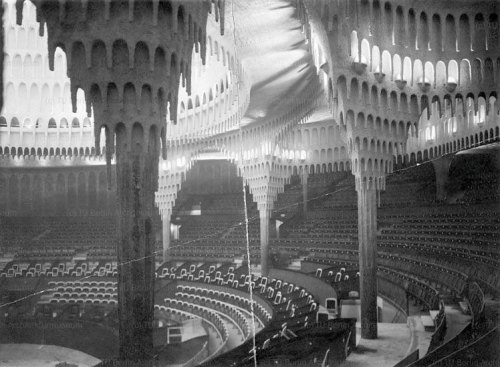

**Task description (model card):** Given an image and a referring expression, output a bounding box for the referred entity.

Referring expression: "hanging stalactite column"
[17,0,225,364]
[349,127,390,340]
[242,157,288,277]
[346,108,407,339]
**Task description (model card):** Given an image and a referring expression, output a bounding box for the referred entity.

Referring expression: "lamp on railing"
[352,56,367,75]
[372,66,385,83]
[446,77,457,93]
[417,77,431,93]
[394,74,407,89]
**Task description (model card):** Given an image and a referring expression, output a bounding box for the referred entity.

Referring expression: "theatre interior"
[0,0,499,366]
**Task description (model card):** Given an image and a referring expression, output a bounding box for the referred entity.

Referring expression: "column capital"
[355,174,386,193]
[258,201,275,214]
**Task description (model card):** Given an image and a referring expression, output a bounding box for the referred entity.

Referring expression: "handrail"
[182,341,208,367]
[155,304,229,364]
[467,281,485,328]
[427,301,447,353]
[407,323,473,367]
[427,326,498,367]
[394,349,419,367]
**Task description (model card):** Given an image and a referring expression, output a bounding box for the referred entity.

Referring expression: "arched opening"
[458,14,471,51]
[444,14,457,52]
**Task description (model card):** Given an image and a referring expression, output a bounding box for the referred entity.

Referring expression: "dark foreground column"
[357,184,378,339]
[22,0,225,363]
[115,124,159,365]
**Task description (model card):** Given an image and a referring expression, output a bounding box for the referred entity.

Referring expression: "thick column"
[162,215,171,262]
[22,1,222,364]
[259,208,272,276]
[115,124,159,365]
[432,155,454,201]
[357,184,378,339]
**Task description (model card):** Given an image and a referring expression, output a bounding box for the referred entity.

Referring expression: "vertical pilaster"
[162,214,171,262]
[357,180,378,339]
[432,155,454,201]
[301,171,308,216]
[259,207,272,276]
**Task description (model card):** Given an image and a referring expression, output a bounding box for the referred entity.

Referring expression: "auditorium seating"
[1,153,498,366]
[271,168,499,301]
[155,301,229,361]
[274,185,302,216]
[282,211,357,242]
[152,260,355,366]
[170,293,252,338]
[378,253,468,297]
[169,190,262,261]
[407,281,491,367]
[0,216,116,258]
[286,158,498,366]
[5,260,331,365]
[309,174,357,210]
[178,215,241,240]
[176,284,272,324]
[378,277,408,322]
[40,279,118,305]
[381,163,436,207]
[310,258,441,311]
[0,260,117,278]
[198,313,355,367]
[447,154,500,204]
[458,170,499,203]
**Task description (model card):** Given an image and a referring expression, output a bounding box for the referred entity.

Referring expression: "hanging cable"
[230,0,258,365]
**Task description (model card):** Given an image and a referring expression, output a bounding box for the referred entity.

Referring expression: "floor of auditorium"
[0,343,100,367]
[343,321,428,367]
[0,324,418,367]
[0,310,474,367]
[342,298,478,367]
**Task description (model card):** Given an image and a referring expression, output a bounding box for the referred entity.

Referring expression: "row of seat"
[379,253,468,297]
[0,260,117,278]
[158,300,228,342]
[176,284,272,323]
[173,293,252,339]
[308,249,468,298]
[308,257,441,311]
[167,262,315,323]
